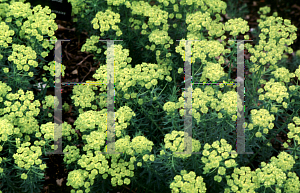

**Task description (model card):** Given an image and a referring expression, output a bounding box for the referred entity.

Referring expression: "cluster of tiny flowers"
[224,166,260,193]
[71,84,96,111]
[201,139,238,183]
[7,44,38,77]
[286,117,300,146]
[259,78,289,104]
[0,21,14,51]
[106,0,126,6]
[5,2,57,45]
[164,130,201,159]
[294,65,300,79]
[130,1,168,27]
[248,108,275,137]
[67,169,90,191]
[218,90,243,118]
[170,170,207,193]
[91,9,122,37]
[73,109,108,133]
[39,121,75,142]
[63,145,81,165]
[254,152,300,192]
[179,0,227,15]
[67,133,154,192]
[271,67,295,83]
[92,44,172,95]
[200,61,227,82]
[175,39,228,65]
[43,61,66,78]
[0,86,40,135]
[67,0,88,22]
[245,6,297,66]
[186,10,225,38]
[173,87,239,124]
[0,118,13,143]
[224,18,249,37]
[148,29,171,45]
[13,142,46,171]
[114,106,136,137]
[176,87,210,123]
[81,35,102,54]
[42,95,59,111]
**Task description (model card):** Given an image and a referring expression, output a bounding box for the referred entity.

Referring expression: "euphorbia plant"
[0,0,300,193]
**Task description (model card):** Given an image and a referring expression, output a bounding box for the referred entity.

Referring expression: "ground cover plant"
[0,0,300,192]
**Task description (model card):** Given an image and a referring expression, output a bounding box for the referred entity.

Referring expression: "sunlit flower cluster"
[164,130,201,158]
[259,79,289,104]
[170,170,207,193]
[91,9,122,37]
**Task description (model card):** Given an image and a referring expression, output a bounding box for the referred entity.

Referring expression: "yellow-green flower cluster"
[201,139,238,182]
[0,88,40,135]
[0,118,14,142]
[115,106,136,137]
[179,0,227,15]
[130,135,154,154]
[67,133,154,192]
[67,169,89,190]
[81,35,102,54]
[91,9,122,37]
[295,65,300,79]
[250,108,275,135]
[177,87,217,121]
[130,1,168,27]
[271,67,295,83]
[163,101,177,115]
[67,0,88,22]
[73,109,107,133]
[7,44,38,72]
[175,39,228,65]
[245,6,297,66]
[170,170,207,193]
[82,130,106,152]
[0,21,14,50]
[254,152,299,192]
[13,142,46,170]
[218,91,243,117]
[92,44,172,94]
[164,131,201,159]
[106,0,125,6]
[148,29,171,45]
[114,135,154,156]
[259,79,289,103]
[12,4,57,42]
[296,50,300,58]
[269,152,295,172]
[200,61,227,82]
[63,145,81,165]
[0,81,12,100]
[42,95,59,110]
[224,166,260,193]
[186,10,225,37]
[224,18,249,37]
[106,156,134,187]
[43,61,66,78]
[39,121,75,142]
[174,87,239,123]
[71,84,96,111]
[286,117,300,146]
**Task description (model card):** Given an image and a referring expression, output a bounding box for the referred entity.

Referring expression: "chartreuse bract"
[0,0,300,192]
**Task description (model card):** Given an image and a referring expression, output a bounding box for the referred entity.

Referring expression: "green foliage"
[0,0,300,193]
